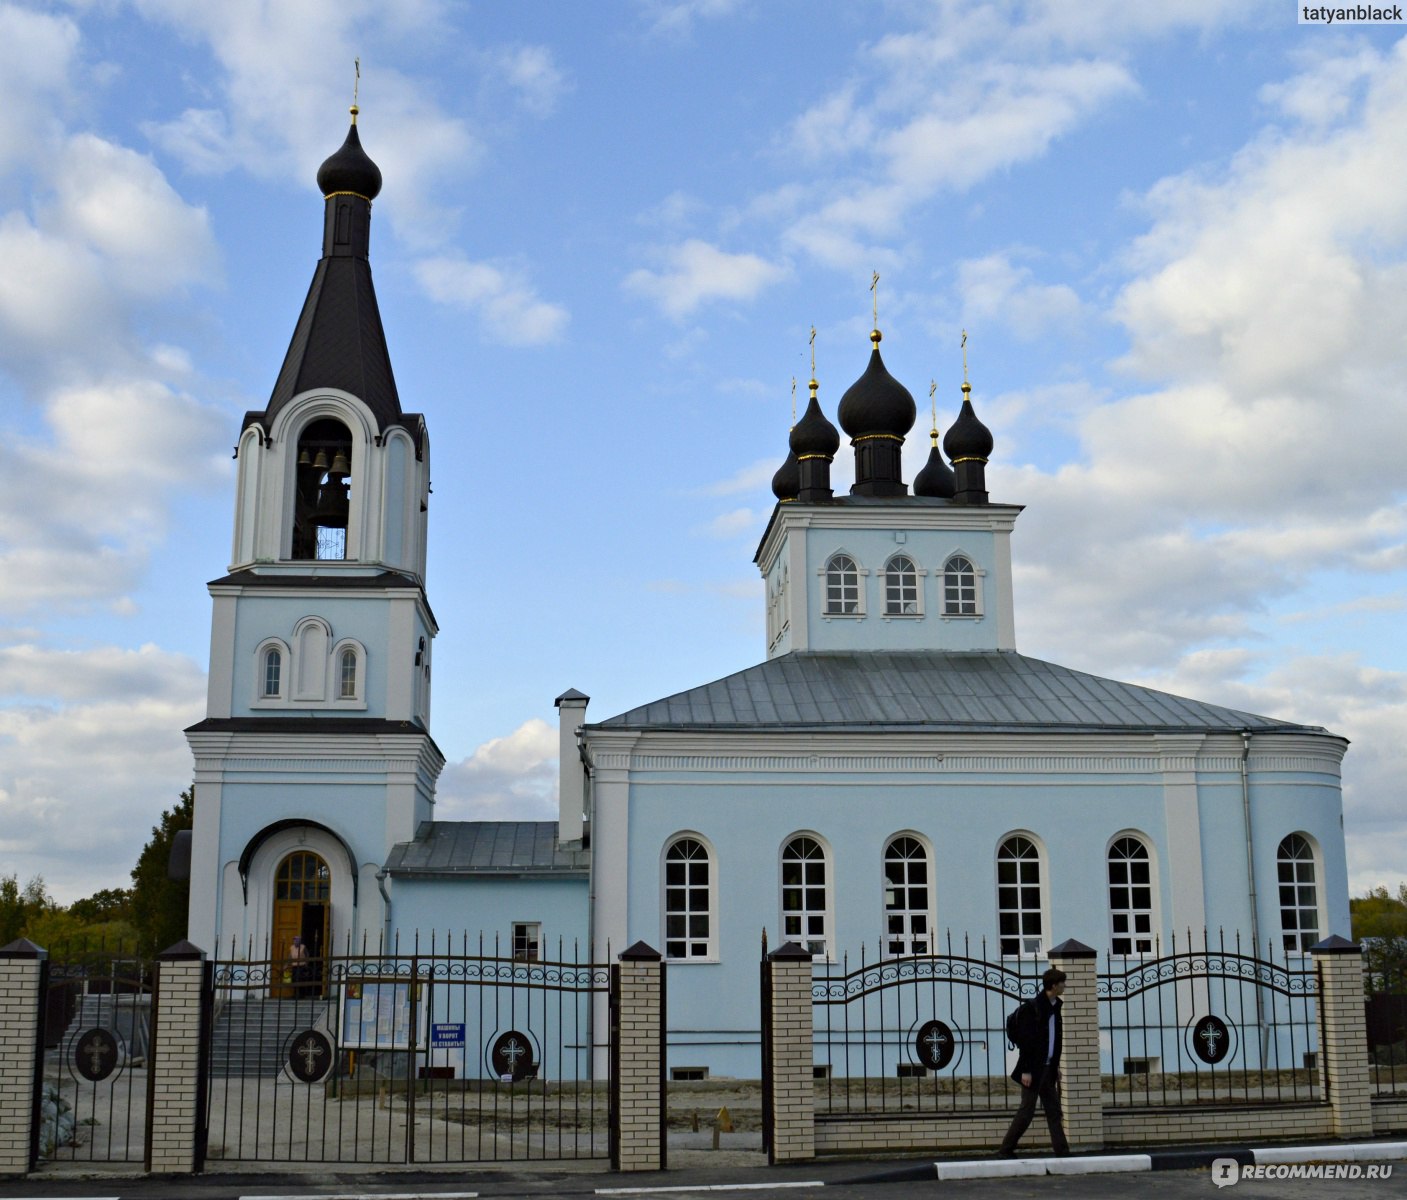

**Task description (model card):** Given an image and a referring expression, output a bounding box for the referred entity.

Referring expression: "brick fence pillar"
[0,938,46,1176]
[1311,935,1372,1138]
[146,940,207,1174]
[611,941,665,1172]
[765,942,815,1164]
[1048,939,1102,1151]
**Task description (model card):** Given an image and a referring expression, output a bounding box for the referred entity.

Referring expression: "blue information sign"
[430,1022,465,1049]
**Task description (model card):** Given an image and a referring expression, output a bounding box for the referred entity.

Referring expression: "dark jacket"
[1010,989,1063,1086]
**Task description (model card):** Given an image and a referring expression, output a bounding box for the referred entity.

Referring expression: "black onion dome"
[316,122,383,200]
[837,346,916,438]
[790,395,840,457]
[772,450,801,501]
[943,394,994,462]
[913,441,956,498]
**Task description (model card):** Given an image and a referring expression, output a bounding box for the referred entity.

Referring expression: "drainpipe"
[581,734,597,1081]
[1240,730,1268,1062]
[376,867,392,951]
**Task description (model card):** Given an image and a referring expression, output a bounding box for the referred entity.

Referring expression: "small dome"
[913,440,956,498]
[316,121,382,200]
[838,343,916,439]
[943,392,993,462]
[789,395,840,458]
[771,450,800,501]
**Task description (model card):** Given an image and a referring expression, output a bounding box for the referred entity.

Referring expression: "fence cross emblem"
[72,1027,118,1082]
[287,1029,332,1082]
[1199,1022,1223,1056]
[297,1036,325,1074]
[1190,1014,1231,1065]
[913,1018,956,1070]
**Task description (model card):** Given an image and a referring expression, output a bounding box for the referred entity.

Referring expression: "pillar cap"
[768,942,814,961]
[157,939,206,961]
[0,937,46,959]
[1048,938,1097,959]
[1308,934,1360,955]
[619,940,662,962]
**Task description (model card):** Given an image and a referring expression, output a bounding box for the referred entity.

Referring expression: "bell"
[298,448,311,467]
[312,449,329,472]
[311,476,350,529]
[329,449,351,477]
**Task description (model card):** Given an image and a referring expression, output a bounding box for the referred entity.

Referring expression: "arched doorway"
[271,851,330,998]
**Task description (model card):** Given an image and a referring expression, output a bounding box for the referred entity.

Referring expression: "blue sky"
[1,0,1405,907]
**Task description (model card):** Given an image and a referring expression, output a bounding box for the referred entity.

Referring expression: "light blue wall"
[229,593,433,718]
[624,754,1347,1077]
[390,875,590,958]
[220,779,389,871]
[801,526,1001,651]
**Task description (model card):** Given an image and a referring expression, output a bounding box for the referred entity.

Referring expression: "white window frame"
[662,834,718,962]
[819,553,867,618]
[1107,832,1158,957]
[512,921,542,962]
[1277,832,1322,954]
[941,553,985,620]
[252,638,290,706]
[880,555,926,619]
[996,833,1047,959]
[331,639,366,708]
[780,832,833,960]
[883,832,935,956]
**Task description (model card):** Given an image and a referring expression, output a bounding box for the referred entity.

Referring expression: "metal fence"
[809,935,1042,1117]
[203,932,610,1165]
[1098,929,1321,1107]
[1365,950,1407,1100]
[33,939,153,1166]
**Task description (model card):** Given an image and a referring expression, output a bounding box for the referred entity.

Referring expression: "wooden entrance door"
[270,850,331,999]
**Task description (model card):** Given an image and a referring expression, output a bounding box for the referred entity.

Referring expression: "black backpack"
[1005,998,1033,1048]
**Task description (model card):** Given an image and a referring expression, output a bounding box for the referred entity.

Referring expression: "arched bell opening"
[271,850,331,998]
[292,418,353,560]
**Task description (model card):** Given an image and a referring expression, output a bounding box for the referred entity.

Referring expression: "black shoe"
[995,1150,1015,1159]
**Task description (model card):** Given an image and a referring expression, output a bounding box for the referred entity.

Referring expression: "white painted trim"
[778,830,834,961]
[880,829,937,955]
[1104,829,1161,955]
[995,829,1049,960]
[660,831,719,962]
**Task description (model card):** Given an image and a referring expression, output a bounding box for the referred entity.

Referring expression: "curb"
[836,1140,1407,1185]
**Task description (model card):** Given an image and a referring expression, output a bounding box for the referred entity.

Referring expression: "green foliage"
[0,874,55,946]
[128,788,193,954]
[1351,883,1407,993]
[69,887,132,924]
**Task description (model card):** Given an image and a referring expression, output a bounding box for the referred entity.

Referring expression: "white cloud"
[435,719,558,821]
[638,0,744,39]
[692,507,757,539]
[414,254,569,345]
[702,458,777,496]
[0,5,78,172]
[495,45,568,118]
[957,252,1083,340]
[0,642,205,902]
[624,239,787,319]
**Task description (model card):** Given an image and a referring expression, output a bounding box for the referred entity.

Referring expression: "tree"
[0,874,54,946]
[128,789,194,954]
[1351,883,1407,993]
[69,887,133,925]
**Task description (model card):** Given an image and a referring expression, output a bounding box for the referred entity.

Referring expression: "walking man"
[997,966,1070,1157]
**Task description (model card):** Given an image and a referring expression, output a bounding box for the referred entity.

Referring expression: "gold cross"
[961,329,968,381]
[809,325,816,377]
[790,375,796,425]
[929,379,937,432]
[870,272,880,328]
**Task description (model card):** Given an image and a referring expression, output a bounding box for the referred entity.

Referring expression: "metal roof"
[384,821,588,877]
[590,651,1327,735]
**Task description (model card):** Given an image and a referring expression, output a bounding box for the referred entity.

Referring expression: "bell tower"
[186,109,444,958]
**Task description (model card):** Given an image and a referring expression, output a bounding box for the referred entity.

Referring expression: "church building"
[187,118,1351,1074]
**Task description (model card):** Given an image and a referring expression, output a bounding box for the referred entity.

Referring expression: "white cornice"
[755,502,1022,573]
[581,727,1346,777]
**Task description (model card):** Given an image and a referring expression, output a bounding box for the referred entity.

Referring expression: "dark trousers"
[998,1072,1069,1155]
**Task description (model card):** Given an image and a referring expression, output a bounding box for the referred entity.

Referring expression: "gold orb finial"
[961,329,972,399]
[929,379,939,442]
[809,325,818,396]
[870,270,881,343]
[350,57,361,123]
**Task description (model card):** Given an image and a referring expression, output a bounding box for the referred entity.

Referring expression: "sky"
[0,0,1404,910]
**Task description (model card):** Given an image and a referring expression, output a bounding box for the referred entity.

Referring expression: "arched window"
[884,555,920,616]
[824,554,861,615]
[339,647,358,699]
[664,837,713,960]
[262,647,282,698]
[943,556,977,615]
[1108,837,1154,955]
[997,835,1043,957]
[292,418,353,561]
[1278,834,1320,952]
[884,836,930,955]
[781,836,830,957]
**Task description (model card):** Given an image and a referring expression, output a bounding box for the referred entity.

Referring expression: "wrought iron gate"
[202,935,610,1164]
[33,941,152,1166]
